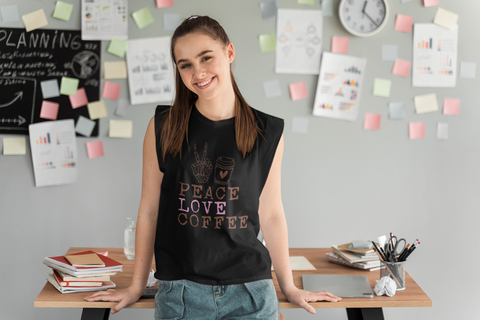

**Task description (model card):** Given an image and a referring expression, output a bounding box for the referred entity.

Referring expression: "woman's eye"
[202,56,211,62]
[180,64,190,69]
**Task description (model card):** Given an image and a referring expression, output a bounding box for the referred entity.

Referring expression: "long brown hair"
[160,15,262,160]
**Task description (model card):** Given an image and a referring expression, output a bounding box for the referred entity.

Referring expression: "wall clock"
[339,0,389,37]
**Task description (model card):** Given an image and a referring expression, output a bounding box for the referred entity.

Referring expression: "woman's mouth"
[195,77,214,89]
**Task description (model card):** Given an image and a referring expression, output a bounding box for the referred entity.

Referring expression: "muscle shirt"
[153,105,284,285]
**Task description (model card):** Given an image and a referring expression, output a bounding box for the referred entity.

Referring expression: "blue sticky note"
[381,44,398,61]
[292,116,309,134]
[40,79,60,99]
[163,13,181,31]
[322,0,334,17]
[460,62,477,79]
[400,0,414,3]
[115,99,129,118]
[389,102,406,119]
[259,0,277,20]
[1,5,19,23]
[75,115,96,137]
[263,79,282,98]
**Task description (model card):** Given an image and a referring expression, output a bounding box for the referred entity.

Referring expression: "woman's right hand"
[84,286,144,314]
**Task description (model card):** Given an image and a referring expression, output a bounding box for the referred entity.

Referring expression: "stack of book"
[43,250,123,293]
[326,243,382,271]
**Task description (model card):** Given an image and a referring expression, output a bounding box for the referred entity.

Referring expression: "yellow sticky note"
[3,137,26,155]
[415,93,438,114]
[87,100,107,120]
[104,61,127,79]
[109,120,133,138]
[433,8,458,30]
[372,78,391,98]
[22,9,48,32]
[259,34,276,53]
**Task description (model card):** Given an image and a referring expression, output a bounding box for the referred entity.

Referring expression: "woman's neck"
[195,87,236,121]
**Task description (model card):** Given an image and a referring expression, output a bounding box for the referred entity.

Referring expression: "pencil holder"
[380,261,406,290]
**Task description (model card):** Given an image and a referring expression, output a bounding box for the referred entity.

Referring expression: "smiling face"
[174,32,235,104]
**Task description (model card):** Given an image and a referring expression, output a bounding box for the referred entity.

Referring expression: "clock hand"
[362,2,379,27]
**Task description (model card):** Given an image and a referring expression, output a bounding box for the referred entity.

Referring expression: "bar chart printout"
[29,120,78,187]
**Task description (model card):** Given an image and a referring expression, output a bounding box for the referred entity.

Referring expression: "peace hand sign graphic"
[191,143,213,183]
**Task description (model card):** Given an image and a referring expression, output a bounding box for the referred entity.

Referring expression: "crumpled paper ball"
[374,276,397,297]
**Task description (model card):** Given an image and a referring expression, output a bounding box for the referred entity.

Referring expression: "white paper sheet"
[81,0,128,41]
[126,37,175,105]
[275,9,323,74]
[29,120,78,187]
[312,52,367,121]
[412,23,458,87]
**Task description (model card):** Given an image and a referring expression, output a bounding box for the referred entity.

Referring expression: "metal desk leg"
[81,308,111,320]
[346,308,385,320]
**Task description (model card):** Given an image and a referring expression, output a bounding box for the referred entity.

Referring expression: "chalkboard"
[0,28,101,136]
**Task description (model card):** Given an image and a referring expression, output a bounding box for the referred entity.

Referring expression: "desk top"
[34,247,432,309]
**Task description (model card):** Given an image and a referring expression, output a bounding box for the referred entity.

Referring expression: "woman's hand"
[84,286,144,314]
[283,287,342,315]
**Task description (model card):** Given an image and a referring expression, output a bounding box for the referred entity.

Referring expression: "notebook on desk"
[302,274,374,298]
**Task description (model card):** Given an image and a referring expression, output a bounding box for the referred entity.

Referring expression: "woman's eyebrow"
[177,50,213,64]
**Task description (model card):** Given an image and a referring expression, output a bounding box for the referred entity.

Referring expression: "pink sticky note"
[392,59,412,78]
[424,0,439,7]
[40,101,59,120]
[69,88,88,109]
[409,122,426,139]
[443,98,460,115]
[86,141,104,159]
[395,14,413,33]
[364,113,381,130]
[331,36,349,54]
[156,0,174,8]
[102,81,121,100]
[289,82,308,101]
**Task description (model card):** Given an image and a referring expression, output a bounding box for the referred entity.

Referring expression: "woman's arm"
[258,135,341,315]
[84,116,163,314]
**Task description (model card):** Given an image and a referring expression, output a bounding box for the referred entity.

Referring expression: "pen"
[398,244,410,262]
[371,241,387,261]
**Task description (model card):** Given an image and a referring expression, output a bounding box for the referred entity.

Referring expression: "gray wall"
[0,0,478,319]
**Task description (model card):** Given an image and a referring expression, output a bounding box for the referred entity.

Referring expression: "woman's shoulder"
[155,105,171,115]
[250,106,284,131]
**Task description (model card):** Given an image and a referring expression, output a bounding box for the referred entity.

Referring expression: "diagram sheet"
[312,52,367,122]
[81,0,128,40]
[275,9,323,74]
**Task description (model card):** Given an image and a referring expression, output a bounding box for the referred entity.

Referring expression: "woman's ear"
[227,42,235,63]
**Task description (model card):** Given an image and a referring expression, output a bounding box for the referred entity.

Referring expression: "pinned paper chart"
[275,9,323,74]
[29,120,78,187]
[312,52,367,121]
[81,0,128,40]
[126,37,174,105]
[412,23,458,87]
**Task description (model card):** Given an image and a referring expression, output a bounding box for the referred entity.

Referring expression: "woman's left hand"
[283,287,342,315]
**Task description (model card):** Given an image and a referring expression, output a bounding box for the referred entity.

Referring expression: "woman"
[85,15,341,319]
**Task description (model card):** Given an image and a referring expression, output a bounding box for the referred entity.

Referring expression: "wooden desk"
[34,247,432,320]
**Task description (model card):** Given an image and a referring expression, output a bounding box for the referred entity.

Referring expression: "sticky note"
[331,36,349,54]
[292,116,309,134]
[87,100,107,120]
[423,0,439,7]
[109,120,133,138]
[289,82,308,101]
[434,8,459,30]
[263,79,282,98]
[364,113,381,130]
[298,0,314,5]
[40,79,60,99]
[414,93,438,114]
[394,14,413,33]
[60,77,79,95]
[115,99,129,117]
[443,98,460,115]
[40,101,59,120]
[460,62,476,79]
[75,115,96,137]
[322,0,334,17]
[381,44,398,61]
[86,141,104,159]
[104,61,127,79]
[259,1,277,20]
[3,137,26,155]
[52,1,73,21]
[259,34,276,53]
[409,122,425,139]
[132,7,154,29]
[389,102,406,119]
[156,0,174,8]
[69,88,88,109]
[372,78,391,97]
[1,5,19,23]
[392,59,412,78]
[163,13,181,31]
[107,37,128,58]
[437,122,449,140]
[102,81,121,100]
[22,9,48,32]
[400,0,414,3]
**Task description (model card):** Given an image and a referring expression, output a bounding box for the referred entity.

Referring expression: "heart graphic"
[220,171,228,179]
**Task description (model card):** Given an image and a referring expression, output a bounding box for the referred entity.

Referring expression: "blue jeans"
[154,279,280,320]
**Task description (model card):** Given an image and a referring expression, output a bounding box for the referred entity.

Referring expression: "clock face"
[340,0,388,36]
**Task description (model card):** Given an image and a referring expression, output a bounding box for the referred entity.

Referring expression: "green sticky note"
[60,77,79,95]
[107,37,128,58]
[53,1,73,21]
[298,0,315,5]
[132,7,154,29]
[259,34,276,53]
[373,78,391,97]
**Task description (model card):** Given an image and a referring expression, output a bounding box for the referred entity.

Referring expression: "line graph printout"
[81,0,128,40]
[412,23,458,87]
[29,119,78,187]
[275,9,323,75]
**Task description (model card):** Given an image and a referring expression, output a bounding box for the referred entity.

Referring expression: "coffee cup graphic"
[214,157,235,185]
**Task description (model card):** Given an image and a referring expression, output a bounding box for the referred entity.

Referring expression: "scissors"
[387,235,407,261]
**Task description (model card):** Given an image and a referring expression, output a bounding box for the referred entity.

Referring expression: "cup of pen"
[380,260,406,290]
